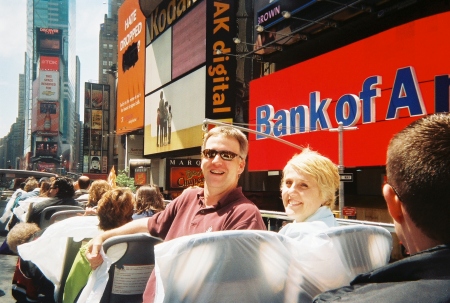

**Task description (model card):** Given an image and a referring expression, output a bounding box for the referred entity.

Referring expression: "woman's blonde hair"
[87,180,111,208]
[281,147,340,207]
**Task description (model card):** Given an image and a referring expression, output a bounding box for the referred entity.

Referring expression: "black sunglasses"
[202,149,243,161]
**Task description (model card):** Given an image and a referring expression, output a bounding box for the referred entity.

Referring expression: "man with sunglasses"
[314,113,450,303]
[86,125,266,302]
[26,177,78,225]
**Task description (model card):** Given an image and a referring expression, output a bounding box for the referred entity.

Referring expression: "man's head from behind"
[385,113,450,244]
[77,176,90,190]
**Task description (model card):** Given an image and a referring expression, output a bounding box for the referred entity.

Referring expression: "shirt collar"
[197,187,243,209]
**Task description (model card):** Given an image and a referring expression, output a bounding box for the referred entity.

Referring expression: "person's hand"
[85,236,104,270]
[84,207,97,216]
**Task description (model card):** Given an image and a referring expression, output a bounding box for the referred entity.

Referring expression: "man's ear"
[238,159,246,175]
[382,183,403,223]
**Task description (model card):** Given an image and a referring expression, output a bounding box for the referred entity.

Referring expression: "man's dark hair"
[52,177,75,199]
[387,113,450,243]
[77,176,90,190]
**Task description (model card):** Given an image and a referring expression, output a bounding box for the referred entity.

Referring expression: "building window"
[103,44,107,49]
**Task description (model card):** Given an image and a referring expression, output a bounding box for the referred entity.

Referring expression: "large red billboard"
[249,12,450,171]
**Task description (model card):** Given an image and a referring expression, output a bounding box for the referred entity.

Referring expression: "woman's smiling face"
[281,166,324,222]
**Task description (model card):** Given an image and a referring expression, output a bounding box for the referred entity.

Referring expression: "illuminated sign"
[205,0,236,120]
[148,0,199,43]
[40,56,59,71]
[166,158,204,190]
[36,27,63,56]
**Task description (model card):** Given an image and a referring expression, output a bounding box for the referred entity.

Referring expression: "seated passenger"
[0,177,26,227]
[313,113,450,303]
[82,180,111,215]
[7,223,55,302]
[18,177,40,201]
[132,184,165,219]
[62,188,135,303]
[278,147,340,238]
[73,176,90,200]
[26,177,78,225]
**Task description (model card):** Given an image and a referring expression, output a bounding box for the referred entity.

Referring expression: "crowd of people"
[1,113,450,302]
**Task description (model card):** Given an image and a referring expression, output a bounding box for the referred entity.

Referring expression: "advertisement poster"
[90,156,101,173]
[39,70,59,101]
[35,142,58,157]
[92,110,103,130]
[134,167,148,186]
[40,56,59,71]
[166,158,204,190]
[32,101,59,136]
[117,0,146,134]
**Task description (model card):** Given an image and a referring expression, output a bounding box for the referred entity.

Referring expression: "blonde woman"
[279,147,340,236]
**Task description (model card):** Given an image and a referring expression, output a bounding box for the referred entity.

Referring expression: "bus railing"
[259,209,396,233]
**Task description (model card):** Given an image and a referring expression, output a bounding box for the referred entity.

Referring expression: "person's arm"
[85,218,149,269]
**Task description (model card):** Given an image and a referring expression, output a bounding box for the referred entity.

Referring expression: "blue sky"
[0,0,108,138]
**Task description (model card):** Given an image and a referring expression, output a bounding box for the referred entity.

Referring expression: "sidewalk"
[0,232,17,303]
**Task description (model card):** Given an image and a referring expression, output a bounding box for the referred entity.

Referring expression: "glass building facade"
[24,0,77,171]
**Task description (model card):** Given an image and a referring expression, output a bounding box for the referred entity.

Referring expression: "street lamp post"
[329,122,357,218]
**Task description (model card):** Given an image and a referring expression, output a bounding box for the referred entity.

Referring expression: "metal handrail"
[260,209,396,233]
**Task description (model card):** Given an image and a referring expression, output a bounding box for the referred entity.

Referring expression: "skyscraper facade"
[24,0,78,172]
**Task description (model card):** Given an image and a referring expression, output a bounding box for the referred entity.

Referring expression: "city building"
[116,0,450,222]
[81,0,125,179]
[23,0,79,174]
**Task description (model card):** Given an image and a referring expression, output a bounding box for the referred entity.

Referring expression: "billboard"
[205,0,236,121]
[166,158,204,191]
[145,28,172,94]
[35,142,58,157]
[249,12,450,171]
[39,56,59,71]
[144,67,206,155]
[117,0,146,134]
[36,27,63,56]
[172,0,206,79]
[84,83,110,174]
[31,101,60,136]
[39,70,59,101]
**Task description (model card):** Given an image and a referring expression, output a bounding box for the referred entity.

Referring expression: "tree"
[115,169,136,192]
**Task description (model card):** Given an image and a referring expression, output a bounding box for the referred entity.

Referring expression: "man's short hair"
[52,177,75,199]
[202,126,248,160]
[77,176,90,190]
[387,113,450,243]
